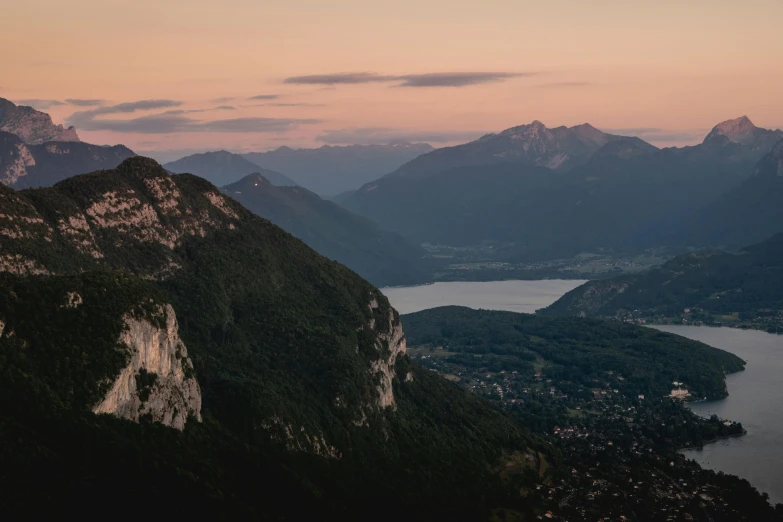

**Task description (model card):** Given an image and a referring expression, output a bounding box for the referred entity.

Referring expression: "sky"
[3,0,783,160]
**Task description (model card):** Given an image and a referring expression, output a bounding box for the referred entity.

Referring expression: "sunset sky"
[3,0,783,160]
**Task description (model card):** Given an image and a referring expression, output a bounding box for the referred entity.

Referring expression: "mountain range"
[222,173,431,286]
[368,121,628,182]
[242,141,434,195]
[163,150,297,186]
[341,117,783,260]
[2,156,778,519]
[0,98,135,188]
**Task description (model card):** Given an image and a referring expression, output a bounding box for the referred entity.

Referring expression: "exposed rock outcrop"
[368,298,407,409]
[0,98,79,145]
[0,157,242,278]
[93,304,201,430]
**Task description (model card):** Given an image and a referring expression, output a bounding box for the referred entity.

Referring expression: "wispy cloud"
[66,99,319,134]
[16,99,66,110]
[211,96,235,103]
[248,94,280,100]
[284,72,394,85]
[396,72,531,87]
[317,127,484,145]
[17,98,107,110]
[64,98,105,106]
[284,71,531,87]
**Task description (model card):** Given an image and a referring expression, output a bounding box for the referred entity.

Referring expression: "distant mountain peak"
[0,97,80,145]
[500,120,548,136]
[705,116,759,144]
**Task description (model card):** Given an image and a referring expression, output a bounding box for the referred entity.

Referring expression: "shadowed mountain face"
[340,117,783,260]
[686,139,783,248]
[222,173,431,286]
[0,130,135,188]
[164,150,297,186]
[242,141,434,196]
[0,156,550,519]
[0,97,80,145]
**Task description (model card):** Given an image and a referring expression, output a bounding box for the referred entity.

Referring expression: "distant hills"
[541,232,783,332]
[242,141,434,195]
[222,173,431,286]
[0,97,80,145]
[164,150,297,186]
[341,117,783,260]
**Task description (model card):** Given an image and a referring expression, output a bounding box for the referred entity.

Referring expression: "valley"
[424,243,671,282]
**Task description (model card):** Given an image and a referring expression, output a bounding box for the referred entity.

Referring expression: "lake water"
[381,280,783,505]
[653,325,783,505]
[380,279,587,315]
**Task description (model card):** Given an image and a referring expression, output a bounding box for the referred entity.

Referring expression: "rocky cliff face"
[368,298,408,409]
[0,133,37,185]
[0,98,80,145]
[0,157,416,453]
[93,304,201,430]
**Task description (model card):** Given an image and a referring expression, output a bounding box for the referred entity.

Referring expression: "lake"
[653,325,783,505]
[380,279,587,315]
[381,280,783,505]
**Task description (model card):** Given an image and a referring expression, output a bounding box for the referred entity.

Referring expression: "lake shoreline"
[679,430,748,452]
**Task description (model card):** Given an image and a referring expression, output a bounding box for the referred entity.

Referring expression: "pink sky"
[3,0,782,159]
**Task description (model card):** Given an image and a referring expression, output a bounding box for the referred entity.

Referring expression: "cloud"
[15,98,108,110]
[248,94,280,100]
[317,127,484,145]
[66,99,319,134]
[284,71,531,87]
[201,117,321,133]
[64,98,105,106]
[163,106,236,115]
[16,99,66,110]
[284,72,395,85]
[533,82,590,88]
[91,99,183,115]
[67,99,183,130]
[395,72,531,87]
[212,96,235,103]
